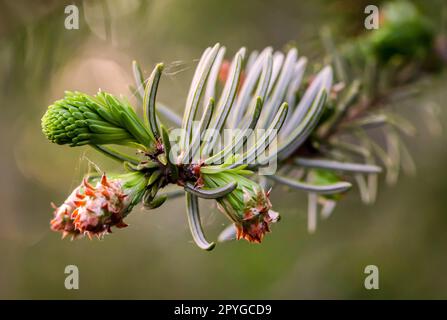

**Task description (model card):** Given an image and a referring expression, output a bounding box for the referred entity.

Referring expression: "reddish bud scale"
[235,189,279,243]
[50,174,130,240]
[218,60,246,89]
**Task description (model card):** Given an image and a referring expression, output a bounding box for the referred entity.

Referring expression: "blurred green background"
[1,0,447,299]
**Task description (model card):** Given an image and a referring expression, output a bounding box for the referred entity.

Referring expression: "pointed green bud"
[41,91,154,147]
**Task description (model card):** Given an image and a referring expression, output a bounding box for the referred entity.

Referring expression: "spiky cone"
[41,90,155,148]
[50,172,148,239]
[50,188,82,240]
[202,166,279,243]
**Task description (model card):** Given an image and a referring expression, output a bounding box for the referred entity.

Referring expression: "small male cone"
[50,172,148,239]
[203,169,279,243]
